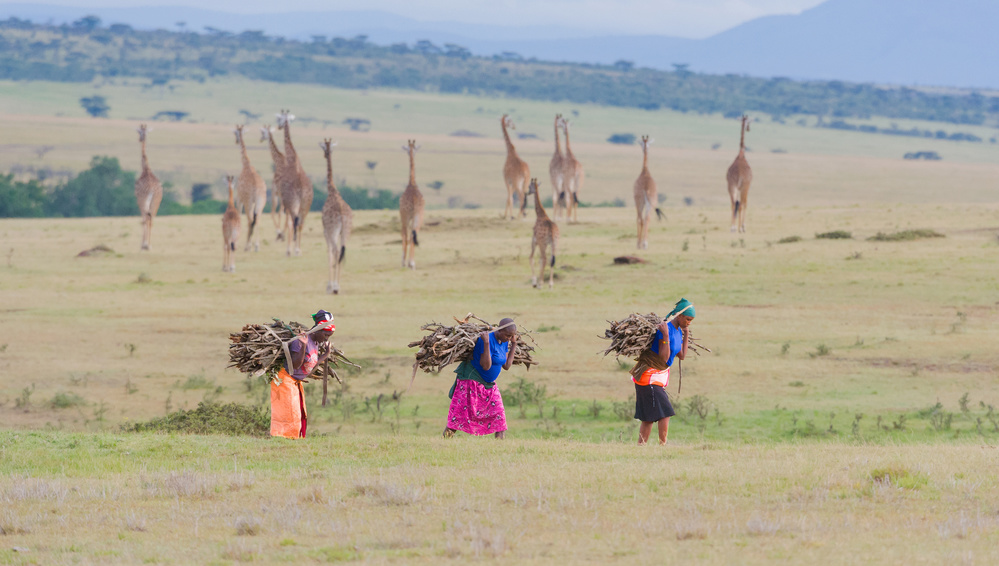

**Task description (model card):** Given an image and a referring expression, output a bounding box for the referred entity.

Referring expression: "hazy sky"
[29,0,829,37]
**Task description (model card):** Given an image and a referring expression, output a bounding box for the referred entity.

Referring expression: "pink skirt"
[446,379,508,435]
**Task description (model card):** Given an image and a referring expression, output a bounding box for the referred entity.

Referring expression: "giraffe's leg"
[643,214,650,249]
[295,216,304,256]
[739,187,749,233]
[636,214,643,249]
[401,224,409,268]
[505,184,514,220]
[244,211,253,252]
[333,234,343,294]
[548,240,556,288]
[529,238,538,288]
[539,245,548,288]
[326,238,340,294]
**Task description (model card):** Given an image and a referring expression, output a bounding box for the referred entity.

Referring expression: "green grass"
[1,430,998,564]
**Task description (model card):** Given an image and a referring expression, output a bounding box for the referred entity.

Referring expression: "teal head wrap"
[667,298,695,319]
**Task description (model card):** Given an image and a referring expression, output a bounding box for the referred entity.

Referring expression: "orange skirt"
[270,368,307,438]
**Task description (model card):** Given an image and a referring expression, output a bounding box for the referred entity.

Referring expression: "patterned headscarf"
[312,310,335,332]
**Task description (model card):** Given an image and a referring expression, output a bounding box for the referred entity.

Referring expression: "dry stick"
[405,313,536,395]
[322,358,330,407]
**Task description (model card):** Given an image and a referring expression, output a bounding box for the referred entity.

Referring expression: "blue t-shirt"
[649,322,683,367]
[470,332,510,383]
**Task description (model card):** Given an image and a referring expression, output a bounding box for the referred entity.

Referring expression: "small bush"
[120,401,270,436]
[870,467,928,490]
[50,392,86,409]
[809,344,831,358]
[777,235,802,244]
[867,229,944,242]
[815,230,852,239]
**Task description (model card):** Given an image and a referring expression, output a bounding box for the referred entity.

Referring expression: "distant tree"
[79,95,109,118]
[191,183,213,203]
[445,44,471,59]
[72,15,101,32]
[343,118,371,132]
[607,133,636,145]
[613,60,634,71]
[365,161,377,170]
[414,40,442,55]
[672,63,692,78]
[152,111,189,121]
[427,181,444,193]
[46,156,136,217]
[0,173,48,217]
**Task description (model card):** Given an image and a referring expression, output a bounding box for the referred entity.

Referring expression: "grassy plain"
[2,431,998,565]
[1,77,999,564]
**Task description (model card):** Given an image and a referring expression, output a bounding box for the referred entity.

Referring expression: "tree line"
[0,156,400,218]
[1,16,998,126]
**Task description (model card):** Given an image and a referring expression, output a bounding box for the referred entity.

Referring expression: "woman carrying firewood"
[271,310,336,439]
[631,298,695,445]
[443,318,518,439]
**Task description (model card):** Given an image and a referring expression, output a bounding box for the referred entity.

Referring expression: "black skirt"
[634,383,675,422]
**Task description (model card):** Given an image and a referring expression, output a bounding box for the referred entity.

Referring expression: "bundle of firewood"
[228,318,358,382]
[408,313,537,374]
[601,313,711,359]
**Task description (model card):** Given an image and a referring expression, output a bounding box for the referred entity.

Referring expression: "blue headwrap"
[667,298,695,319]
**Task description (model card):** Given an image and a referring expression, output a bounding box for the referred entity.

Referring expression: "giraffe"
[727,115,754,233]
[221,175,241,272]
[526,178,560,289]
[633,136,664,250]
[500,114,530,220]
[277,110,313,256]
[233,125,267,252]
[548,114,566,222]
[319,139,353,294]
[260,125,286,242]
[561,118,584,223]
[134,124,163,251]
[399,139,425,269]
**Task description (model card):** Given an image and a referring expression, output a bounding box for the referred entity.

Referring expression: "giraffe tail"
[572,193,579,205]
[655,207,664,221]
[734,200,741,217]
[550,254,556,268]
[412,230,419,247]
[339,245,346,264]
[229,242,235,252]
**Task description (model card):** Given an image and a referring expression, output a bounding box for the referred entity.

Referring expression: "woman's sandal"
[442,427,455,439]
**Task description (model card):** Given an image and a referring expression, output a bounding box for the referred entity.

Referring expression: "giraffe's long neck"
[563,126,575,158]
[533,186,546,219]
[267,133,284,166]
[227,184,235,207]
[283,119,298,165]
[553,119,562,154]
[739,120,746,152]
[239,138,252,170]
[642,146,649,171]
[501,121,516,154]
[140,140,149,172]
[325,154,339,197]
[408,150,416,186]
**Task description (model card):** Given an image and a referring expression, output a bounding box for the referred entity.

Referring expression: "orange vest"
[633,366,669,388]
